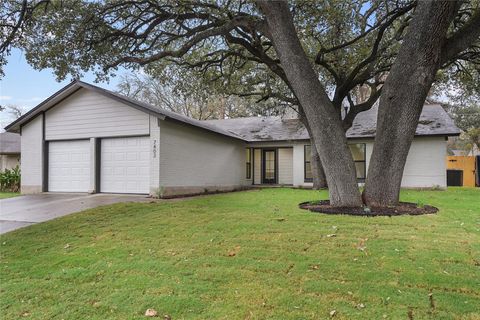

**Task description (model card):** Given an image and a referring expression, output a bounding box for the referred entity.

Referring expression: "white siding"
[401,136,447,188]
[159,121,246,191]
[357,137,445,188]
[20,115,43,193]
[278,148,293,184]
[293,143,310,187]
[290,137,446,188]
[45,89,149,140]
[253,148,261,185]
[149,116,161,195]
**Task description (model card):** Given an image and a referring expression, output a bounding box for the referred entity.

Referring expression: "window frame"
[304,145,313,182]
[304,143,367,182]
[246,148,252,179]
[350,143,366,183]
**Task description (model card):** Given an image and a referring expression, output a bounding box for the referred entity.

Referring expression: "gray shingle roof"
[5,80,460,142]
[0,132,21,154]
[204,104,460,142]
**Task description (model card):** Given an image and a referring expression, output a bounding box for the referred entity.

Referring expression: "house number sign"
[153,140,157,158]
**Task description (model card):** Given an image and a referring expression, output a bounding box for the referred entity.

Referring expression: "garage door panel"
[100,136,150,194]
[48,140,90,192]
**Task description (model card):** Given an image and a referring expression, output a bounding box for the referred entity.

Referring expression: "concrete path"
[0,193,150,234]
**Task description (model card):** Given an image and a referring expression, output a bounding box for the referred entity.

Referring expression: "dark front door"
[262,149,277,184]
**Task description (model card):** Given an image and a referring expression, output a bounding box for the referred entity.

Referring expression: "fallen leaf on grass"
[145,308,158,317]
[64,244,70,249]
[227,246,241,257]
[326,234,336,238]
[329,310,336,317]
[356,238,368,254]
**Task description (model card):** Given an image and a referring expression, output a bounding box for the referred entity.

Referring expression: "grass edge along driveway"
[0,192,20,199]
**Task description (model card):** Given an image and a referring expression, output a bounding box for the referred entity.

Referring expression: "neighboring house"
[446,155,477,187]
[5,80,460,197]
[0,132,20,171]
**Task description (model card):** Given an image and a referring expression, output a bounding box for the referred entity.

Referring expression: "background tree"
[430,67,480,156]
[463,128,480,153]
[5,104,25,119]
[117,66,290,120]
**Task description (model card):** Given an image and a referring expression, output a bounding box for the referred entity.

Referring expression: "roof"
[5,80,460,142]
[205,104,461,142]
[0,132,21,154]
[4,80,245,141]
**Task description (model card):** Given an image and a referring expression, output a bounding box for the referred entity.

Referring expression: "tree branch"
[103,15,265,71]
[343,85,383,131]
[441,7,480,65]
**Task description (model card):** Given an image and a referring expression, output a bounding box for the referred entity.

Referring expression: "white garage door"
[48,140,91,192]
[100,136,150,194]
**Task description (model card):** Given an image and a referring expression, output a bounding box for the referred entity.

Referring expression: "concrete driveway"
[0,193,150,234]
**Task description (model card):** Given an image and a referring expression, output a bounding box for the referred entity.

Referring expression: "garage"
[48,140,91,192]
[100,136,150,194]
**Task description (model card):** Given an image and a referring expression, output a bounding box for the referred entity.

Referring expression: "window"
[246,148,252,179]
[304,145,312,182]
[304,143,366,182]
[349,143,366,182]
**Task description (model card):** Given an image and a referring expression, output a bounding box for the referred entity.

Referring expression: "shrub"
[0,165,21,192]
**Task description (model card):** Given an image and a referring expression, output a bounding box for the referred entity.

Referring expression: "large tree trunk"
[299,109,327,189]
[363,1,460,206]
[310,143,327,189]
[259,1,361,206]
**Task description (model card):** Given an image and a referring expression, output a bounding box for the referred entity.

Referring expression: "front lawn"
[0,192,20,199]
[1,188,479,319]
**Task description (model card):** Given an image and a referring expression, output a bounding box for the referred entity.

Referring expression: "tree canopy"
[3,1,478,125]
[116,67,288,120]
[3,1,418,123]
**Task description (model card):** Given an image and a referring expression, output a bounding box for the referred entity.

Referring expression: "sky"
[0,49,126,131]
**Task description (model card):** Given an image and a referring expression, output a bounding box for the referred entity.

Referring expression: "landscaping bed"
[299,200,438,216]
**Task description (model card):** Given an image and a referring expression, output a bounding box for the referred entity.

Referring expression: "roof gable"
[4,81,245,141]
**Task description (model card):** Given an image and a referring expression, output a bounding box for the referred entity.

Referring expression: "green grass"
[0,192,19,199]
[1,188,479,319]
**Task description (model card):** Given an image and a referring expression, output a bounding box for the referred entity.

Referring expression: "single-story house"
[0,132,21,171]
[5,80,460,197]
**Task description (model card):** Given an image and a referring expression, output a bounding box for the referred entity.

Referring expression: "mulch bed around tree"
[299,200,438,216]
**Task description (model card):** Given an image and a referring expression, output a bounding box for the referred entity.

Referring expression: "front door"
[262,149,277,184]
